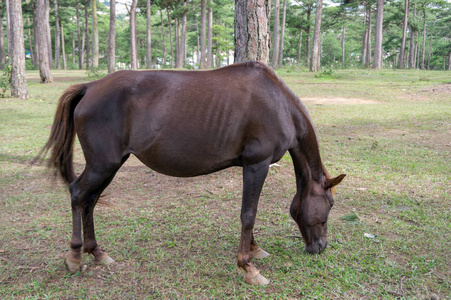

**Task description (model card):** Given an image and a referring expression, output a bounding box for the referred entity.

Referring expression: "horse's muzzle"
[305,239,328,254]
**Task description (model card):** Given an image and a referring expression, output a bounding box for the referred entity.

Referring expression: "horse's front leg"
[237,160,270,285]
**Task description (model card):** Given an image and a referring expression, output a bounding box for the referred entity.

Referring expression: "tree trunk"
[310,0,323,72]
[234,0,271,64]
[373,0,384,69]
[27,18,35,69]
[167,10,174,68]
[72,30,75,66]
[362,12,368,65]
[365,6,372,67]
[6,0,11,57]
[278,0,287,67]
[91,0,99,68]
[54,0,61,69]
[399,0,409,69]
[181,0,187,67]
[297,29,302,64]
[32,2,39,69]
[272,0,280,67]
[61,23,66,70]
[175,17,181,68]
[199,0,207,69]
[206,0,213,68]
[36,0,52,83]
[160,10,166,66]
[76,1,82,69]
[10,0,28,99]
[45,0,53,69]
[305,3,312,66]
[0,1,4,69]
[146,0,152,69]
[84,0,90,69]
[427,33,432,70]
[108,0,116,73]
[420,8,426,70]
[130,0,138,70]
[342,26,345,68]
[408,0,416,68]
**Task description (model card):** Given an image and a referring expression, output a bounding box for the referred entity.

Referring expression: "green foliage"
[85,66,107,79]
[0,58,12,98]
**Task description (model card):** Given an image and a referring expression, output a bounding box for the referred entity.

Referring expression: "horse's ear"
[324,174,346,190]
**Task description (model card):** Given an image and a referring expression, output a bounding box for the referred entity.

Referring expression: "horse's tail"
[34,84,87,184]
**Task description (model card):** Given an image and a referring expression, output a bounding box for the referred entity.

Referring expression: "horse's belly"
[133,143,239,177]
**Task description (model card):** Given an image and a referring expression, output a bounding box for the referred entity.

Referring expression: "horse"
[37,61,345,285]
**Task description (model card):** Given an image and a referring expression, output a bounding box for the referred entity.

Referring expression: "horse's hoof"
[252,248,270,259]
[64,258,81,273]
[96,254,115,265]
[244,270,270,285]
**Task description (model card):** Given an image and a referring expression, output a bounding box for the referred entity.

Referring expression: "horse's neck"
[293,117,324,183]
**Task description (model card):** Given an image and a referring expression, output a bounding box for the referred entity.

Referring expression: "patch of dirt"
[301,97,380,105]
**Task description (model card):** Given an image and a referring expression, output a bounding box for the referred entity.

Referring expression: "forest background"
[2,0,451,83]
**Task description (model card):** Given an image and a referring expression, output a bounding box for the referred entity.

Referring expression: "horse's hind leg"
[65,159,126,272]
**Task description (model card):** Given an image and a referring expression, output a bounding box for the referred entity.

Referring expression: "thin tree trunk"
[427,33,432,70]
[36,0,52,83]
[146,0,152,69]
[108,0,116,73]
[32,2,39,69]
[84,0,90,69]
[373,0,384,69]
[54,0,61,69]
[234,0,271,64]
[72,30,75,66]
[10,0,28,99]
[61,23,66,70]
[160,10,166,66]
[81,26,85,65]
[206,0,213,68]
[130,0,138,69]
[399,0,409,69]
[420,8,426,70]
[167,9,174,68]
[278,0,287,67]
[91,0,99,68]
[45,0,52,69]
[175,17,181,68]
[365,6,372,67]
[272,0,280,67]
[362,14,368,65]
[408,0,416,68]
[305,3,312,66]
[199,0,207,69]
[181,0,187,67]
[27,18,35,68]
[342,26,345,68]
[297,29,302,64]
[310,0,323,72]
[0,0,4,68]
[76,1,82,69]
[5,0,11,57]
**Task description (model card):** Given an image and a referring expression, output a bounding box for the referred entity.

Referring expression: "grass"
[0,68,450,299]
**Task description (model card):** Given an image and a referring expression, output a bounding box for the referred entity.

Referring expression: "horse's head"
[290,174,346,254]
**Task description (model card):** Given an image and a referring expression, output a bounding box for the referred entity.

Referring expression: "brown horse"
[38,61,345,285]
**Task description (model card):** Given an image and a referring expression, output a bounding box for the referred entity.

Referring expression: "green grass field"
[0,68,450,299]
